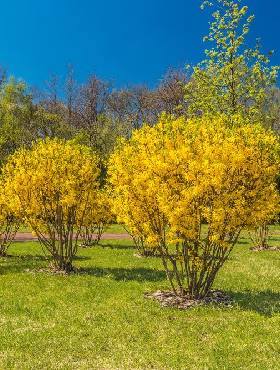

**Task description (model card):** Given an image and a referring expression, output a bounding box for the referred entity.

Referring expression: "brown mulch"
[145,290,232,309]
[14,232,131,242]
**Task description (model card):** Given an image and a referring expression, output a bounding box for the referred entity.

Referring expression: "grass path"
[13,231,131,242]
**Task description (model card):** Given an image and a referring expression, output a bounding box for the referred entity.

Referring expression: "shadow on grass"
[80,266,166,282]
[0,260,45,274]
[99,243,135,250]
[0,254,91,275]
[229,289,280,317]
[2,254,90,262]
[15,254,48,261]
[0,254,47,261]
[73,255,91,261]
[237,239,250,245]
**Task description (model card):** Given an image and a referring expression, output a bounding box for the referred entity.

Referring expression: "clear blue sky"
[0,0,279,88]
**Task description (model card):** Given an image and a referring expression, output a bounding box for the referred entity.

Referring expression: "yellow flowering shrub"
[122,225,151,257]
[0,189,19,256]
[80,189,112,247]
[2,138,100,272]
[109,115,280,298]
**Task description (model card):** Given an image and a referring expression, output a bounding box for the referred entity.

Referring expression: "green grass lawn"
[0,233,280,369]
[105,223,126,234]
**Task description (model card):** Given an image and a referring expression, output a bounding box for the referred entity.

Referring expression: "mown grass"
[0,232,280,369]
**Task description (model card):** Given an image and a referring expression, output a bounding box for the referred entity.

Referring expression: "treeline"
[0,67,188,161]
[0,64,279,163]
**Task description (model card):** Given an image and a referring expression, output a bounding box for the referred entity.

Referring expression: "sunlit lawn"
[0,231,279,369]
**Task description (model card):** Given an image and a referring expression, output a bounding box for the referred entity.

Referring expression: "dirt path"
[14,232,131,242]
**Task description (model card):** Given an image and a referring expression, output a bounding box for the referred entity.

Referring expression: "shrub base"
[145,290,232,309]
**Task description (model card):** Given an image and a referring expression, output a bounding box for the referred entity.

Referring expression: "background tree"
[0,76,74,166]
[265,87,280,132]
[185,0,279,125]
[0,78,35,160]
[0,64,188,165]
[156,68,188,117]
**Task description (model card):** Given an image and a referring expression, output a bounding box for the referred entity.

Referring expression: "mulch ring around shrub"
[145,290,233,309]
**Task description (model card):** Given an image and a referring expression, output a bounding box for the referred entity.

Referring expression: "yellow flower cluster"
[2,138,100,225]
[109,115,279,247]
[80,188,113,246]
[82,189,113,228]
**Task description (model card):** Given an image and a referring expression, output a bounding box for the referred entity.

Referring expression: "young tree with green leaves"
[185,0,279,124]
[0,77,74,164]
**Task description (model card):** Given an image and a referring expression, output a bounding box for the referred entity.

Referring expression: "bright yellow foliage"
[109,115,279,298]
[2,138,100,271]
[80,189,113,246]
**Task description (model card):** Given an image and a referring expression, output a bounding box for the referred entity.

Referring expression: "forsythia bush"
[0,191,19,256]
[249,223,272,250]
[80,189,112,247]
[122,223,155,257]
[123,227,150,257]
[2,138,100,272]
[109,115,280,299]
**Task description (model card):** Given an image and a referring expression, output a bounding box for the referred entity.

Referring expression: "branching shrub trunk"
[80,223,105,247]
[30,205,83,272]
[158,230,239,299]
[0,215,19,257]
[80,189,112,248]
[249,223,271,250]
[123,225,156,257]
